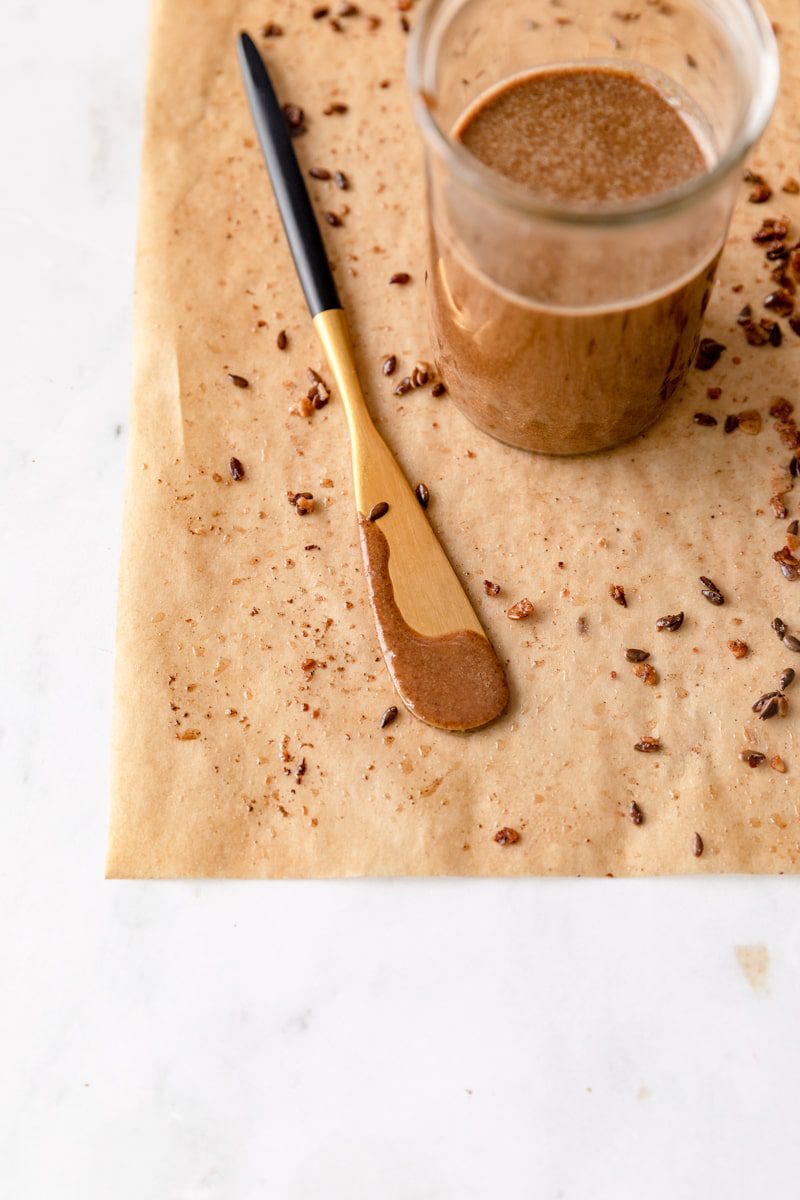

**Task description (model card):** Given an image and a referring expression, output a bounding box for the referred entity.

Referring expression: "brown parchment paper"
[108,0,800,878]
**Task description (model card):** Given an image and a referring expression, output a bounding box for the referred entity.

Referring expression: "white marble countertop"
[2,2,800,1196]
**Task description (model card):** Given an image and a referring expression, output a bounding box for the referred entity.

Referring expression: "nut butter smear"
[358,516,509,731]
[431,66,716,454]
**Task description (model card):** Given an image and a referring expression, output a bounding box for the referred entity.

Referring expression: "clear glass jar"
[408,0,779,454]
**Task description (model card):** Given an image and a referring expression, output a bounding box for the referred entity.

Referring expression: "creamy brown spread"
[430,66,717,455]
[358,516,509,731]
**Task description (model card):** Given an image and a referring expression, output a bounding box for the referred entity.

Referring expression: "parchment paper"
[108,0,800,877]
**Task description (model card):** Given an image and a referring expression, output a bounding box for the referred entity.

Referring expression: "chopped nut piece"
[625,648,650,662]
[282,103,305,136]
[771,755,787,773]
[764,288,795,316]
[699,575,725,605]
[367,501,389,522]
[494,827,520,846]
[753,216,789,244]
[380,705,398,728]
[727,639,749,659]
[634,736,660,753]
[609,583,627,607]
[771,495,788,519]
[691,832,704,857]
[744,169,772,203]
[483,580,501,596]
[782,178,800,194]
[632,662,657,685]
[656,612,684,632]
[229,456,245,481]
[296,495,315,515]
[769,398,794,420]
[694,337,726,370]
[507,597,534,620]
[176,729,201,741]
[737,410,762,435]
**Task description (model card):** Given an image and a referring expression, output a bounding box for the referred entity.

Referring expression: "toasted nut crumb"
[632,662,657,685]
[738,409,762,435]
[494,827,520,846]
[727,639,749,659]
[483,580,501,596]
[609,583,627,607]
[634,736,660,753]
[176,729,201,741]
[506,597,534,620]
[771,755,787,773]
[296,496,315,515]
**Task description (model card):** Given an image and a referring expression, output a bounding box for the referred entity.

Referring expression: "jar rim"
[407,0,780,228]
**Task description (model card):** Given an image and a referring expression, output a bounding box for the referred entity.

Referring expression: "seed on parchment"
[634,736,660,753]
[759,695,787,720]
[753,217,789,244]
[323,102,349,115]
[724,414,740,433]
[334,170,349,190]
[788,520,800,536]
[772,616,787,639]
[309,166,331,180]
[699,576,724,605]
[656,612,684,632]
[483,580,501,596]
[744,168,772,203]
[739,751,766,767]
[494,827,520,846]
[389,272,411,285]
[609,583,627,607]
[411,362,429,388]
[380,705,398,728]
[324,210,342,226]
[382,355,397,376]
[632,662,657,686]
[367,501,389,522]
[625,648,650,662]
[229,456,245,481]
[764,288,795,317]
[276,329,288,350]
[779,667,796,690]
[295,758,307,782]
[693,412,718,426]
[771,755,787,773]
[394,376,413,395]
[628,801,644,825]
[727,640,748,658]
[784,633,800,653]
[507,597,534,620]
[752,691,781,713]
[691,833,704,858]
[261,22,283,36]
[414,483,430,509]
[431,382,447,397]
[228,373,249,388]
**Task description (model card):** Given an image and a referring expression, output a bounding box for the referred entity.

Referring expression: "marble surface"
[2,2,800,1196]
